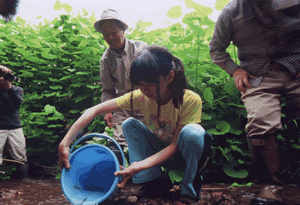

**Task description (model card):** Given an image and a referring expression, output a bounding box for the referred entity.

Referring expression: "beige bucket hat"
[94,9,128,33]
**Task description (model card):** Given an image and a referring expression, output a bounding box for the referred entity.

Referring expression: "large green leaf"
[75,93,90,103]
[18,70,34,78]
[41,52,57,60]
[63,3,72,12]
[168,170,184,184]
[215,0,231,11]
[224,78,240,97]
[54,0,64,10]
[222,163,248,178]
[167,6,183,19]
[203,88,214,105]
[86,84,100,89]
[89,16,97,25]
[201,112,212,120]
[44,104,56,113]
[216,121,231,133]
[184,0,213,17]
[27,40,42,48]
[78,39,89,47]
[49,85,63,90]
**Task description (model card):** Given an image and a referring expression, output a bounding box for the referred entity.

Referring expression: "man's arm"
[209,7,240,76]
[100,58,116,102]
[0,86,23,109]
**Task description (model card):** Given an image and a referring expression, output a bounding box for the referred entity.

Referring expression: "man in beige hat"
[94,9,148,158]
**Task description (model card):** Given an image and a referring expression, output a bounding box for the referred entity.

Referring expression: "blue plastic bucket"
[61,133,125,205]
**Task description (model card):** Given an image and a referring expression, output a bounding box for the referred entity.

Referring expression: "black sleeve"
[0,86,23,109]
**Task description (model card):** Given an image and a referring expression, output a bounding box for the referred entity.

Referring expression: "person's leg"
[6,128,28,178]
[0,130,8,166]
[242,65,285,203]
[176,124,207,200]
[122,117,167,183]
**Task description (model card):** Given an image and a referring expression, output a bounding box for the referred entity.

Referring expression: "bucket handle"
[69,133,126,172]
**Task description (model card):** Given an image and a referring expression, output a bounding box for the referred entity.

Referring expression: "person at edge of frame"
[0,65,28,179]
[58,45,214,205]
[93,9,148,164]
[0,0,26,178]
[0,0,19,22]
[209,0,300,204]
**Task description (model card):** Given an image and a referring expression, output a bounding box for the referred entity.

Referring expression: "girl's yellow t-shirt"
[115,89,202,143]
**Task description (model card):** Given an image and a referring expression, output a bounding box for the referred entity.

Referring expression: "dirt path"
[1,178,300,205]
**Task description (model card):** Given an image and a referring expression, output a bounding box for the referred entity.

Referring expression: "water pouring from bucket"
[61,133,126,205]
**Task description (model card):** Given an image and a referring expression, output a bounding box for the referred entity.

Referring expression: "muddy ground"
[1,177,300,205]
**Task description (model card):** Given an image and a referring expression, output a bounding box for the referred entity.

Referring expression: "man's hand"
[104,112,113,129]
[114,161,144,188]
[0,78,12,90]
[0,65,12,90]
[233,68,257,93]
[296,72,300,78]
[58,144,71,169]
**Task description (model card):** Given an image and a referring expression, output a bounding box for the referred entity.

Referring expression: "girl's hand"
[114,161,144,188]
[104,113,113,129]
[58,144,71,169]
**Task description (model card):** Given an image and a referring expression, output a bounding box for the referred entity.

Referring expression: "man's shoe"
[133,172,173,198]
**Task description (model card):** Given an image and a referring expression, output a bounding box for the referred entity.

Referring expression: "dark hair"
[0,0,20,22]
[129,45,186,124]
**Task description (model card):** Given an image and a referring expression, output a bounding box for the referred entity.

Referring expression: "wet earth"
[1,177,300,205]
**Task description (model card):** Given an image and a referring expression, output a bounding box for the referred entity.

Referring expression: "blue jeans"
[122,117,209,199]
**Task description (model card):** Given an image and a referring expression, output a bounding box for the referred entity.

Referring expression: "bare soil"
[1,178,300,205]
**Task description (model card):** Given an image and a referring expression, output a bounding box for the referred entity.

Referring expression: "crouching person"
[0,65,28,179]
[58,46,213,204]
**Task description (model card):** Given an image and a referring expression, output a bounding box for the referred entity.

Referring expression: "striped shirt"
[209,0,300,85]
[100,39,148,102]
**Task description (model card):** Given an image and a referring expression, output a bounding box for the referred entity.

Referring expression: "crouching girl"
[58,46,213,204]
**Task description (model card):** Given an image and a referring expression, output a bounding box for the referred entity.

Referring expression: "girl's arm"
[58,99,120,169]
[115,124,184,188]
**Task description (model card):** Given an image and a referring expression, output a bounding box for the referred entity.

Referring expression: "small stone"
[127,196,138,204]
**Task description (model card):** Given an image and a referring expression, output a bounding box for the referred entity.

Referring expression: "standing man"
[94,9,148,154]
[0,66,28,179]
[1,1,26,178]
[209,1,300,204]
